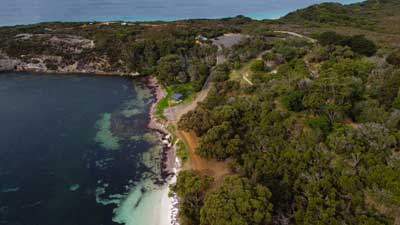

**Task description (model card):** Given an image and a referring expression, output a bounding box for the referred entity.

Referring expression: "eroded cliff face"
[0,53,21,71]
[0,34,139,76]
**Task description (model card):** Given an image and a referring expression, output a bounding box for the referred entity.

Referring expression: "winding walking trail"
[164,34,249,181]
[165,31,312,123]
[243,73,254,85]
[164,31,315,181]
[274,30,317,43]
[164,33,247,124]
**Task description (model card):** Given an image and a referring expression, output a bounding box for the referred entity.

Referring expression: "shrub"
[200,176,273,225]
[317,31,345,46]
[353,100,388,123]
[343,35,377,57]
[250,59,265,73]
[274,45,299,61]
[392,90,400,110]
[307,116,332,135]
[387,50,400,66]
[156,54,184,85]
[282,90,305,112]
[317,31,377,56]
[211,64,230,82]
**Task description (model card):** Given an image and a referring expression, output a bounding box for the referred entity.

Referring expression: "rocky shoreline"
[145,76,175,182]
[0,53,140,76]
[0,33,139,76]
[144,76,180,225]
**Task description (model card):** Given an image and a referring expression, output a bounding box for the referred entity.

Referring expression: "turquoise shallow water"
[0,0,363,26]
[0,73,166,225]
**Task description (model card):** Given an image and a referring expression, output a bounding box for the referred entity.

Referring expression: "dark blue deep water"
[0,0,363,26]
[0,73,162,225]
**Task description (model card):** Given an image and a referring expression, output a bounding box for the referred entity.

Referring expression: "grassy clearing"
[229,59,272,85]
[172,83,197,103]
[154,82,197,120]
[230,61,252,82]
[155,88,172,120]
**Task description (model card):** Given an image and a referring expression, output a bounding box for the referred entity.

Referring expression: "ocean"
[1,0,363,26]
[0,73,169,225]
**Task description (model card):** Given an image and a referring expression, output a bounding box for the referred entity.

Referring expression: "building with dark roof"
[171,93,183,102]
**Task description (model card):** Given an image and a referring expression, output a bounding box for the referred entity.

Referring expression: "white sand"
[159,185,173,225]
[153,157,181,225]
[158,157,181,225]
[168,157,181,225]
[111,179,176,225]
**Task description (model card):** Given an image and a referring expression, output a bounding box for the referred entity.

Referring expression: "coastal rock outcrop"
[0,34,139,76]
[47,35,95,54]
[0,52,21,71]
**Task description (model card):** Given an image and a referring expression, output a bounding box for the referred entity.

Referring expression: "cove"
[0,73,168,225]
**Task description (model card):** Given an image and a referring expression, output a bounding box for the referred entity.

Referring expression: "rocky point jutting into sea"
[0,33,138,76]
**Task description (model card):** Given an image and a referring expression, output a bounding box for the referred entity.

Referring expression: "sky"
[0,0,364,26]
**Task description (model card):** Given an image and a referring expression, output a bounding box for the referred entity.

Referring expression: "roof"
[196,35,208,41]
[172,93,183,101]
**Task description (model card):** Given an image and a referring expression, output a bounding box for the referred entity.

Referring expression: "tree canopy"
[171,170,213,225]
[317,31,377,56]
[177,29,399,224]
[200,176,273,225]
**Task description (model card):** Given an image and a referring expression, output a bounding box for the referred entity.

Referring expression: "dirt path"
[243,73,253,85]
[164,35,247,179]
[165,51,231,179]
[274,30,317,43]
[177,130,230,182]
[163,31,318,184]
[164,45,226,124]
[164,80,212,124]
[165,32,312,180]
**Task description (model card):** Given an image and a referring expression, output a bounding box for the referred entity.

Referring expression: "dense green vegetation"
[200,176,273,225]
[316,31,377,56]
[282,2,374,28]
[0,17,258,88]
[176,4,400,222]
[0,16,274,106]
[387,50,400,66]
[281,0,400,29]
[278,0,400,49]
[172,172,273,225]
[171,170,213,225]
[176,140,189,163]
